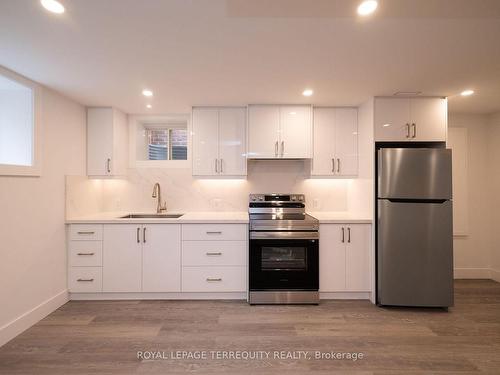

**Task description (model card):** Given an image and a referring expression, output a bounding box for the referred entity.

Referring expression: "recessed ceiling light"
[383,123,391,127]
[357,0,378,16]
[289,112,297,115]
[146,104,152,109]
[302,89,313,97]
[40,0,65,14]
[460,89,474,96]
[142,89,153,97]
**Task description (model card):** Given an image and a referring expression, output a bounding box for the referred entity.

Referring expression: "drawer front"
[68,267,103,293]
[182,266,246,292]
[182,241,246,266]
[69,241,103,267]
[182,224,247,241]
[70,224,103,241]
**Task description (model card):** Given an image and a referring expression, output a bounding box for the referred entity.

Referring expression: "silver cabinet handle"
[275,141,278,157]
[215,159,218,173]
[332,158,335,173]
[406,123,410,138]
[106,158,111,173]
[337,158,340,173]
[412,123,416,138]
[77,231,95,235]
[219,159,223,174]
[206,252,222,256]
[206,277,222,282]
[137,227,140,243]
[143,227,146,243]
[77,278,94,282]
[281,141,284,157]
[77,252,95,256]
[206,231,222,234]
[347,227,351,243]
[341,227,345,243]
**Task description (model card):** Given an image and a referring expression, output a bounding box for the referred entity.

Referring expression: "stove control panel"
[249,194,305,203]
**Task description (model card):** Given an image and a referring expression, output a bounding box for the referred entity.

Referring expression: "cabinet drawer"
[69,224,103,241]
[182,224,247,241]
[68,267,102,293]
[182,266,246,292]
[69,241,103,267]
[182,241,246,266]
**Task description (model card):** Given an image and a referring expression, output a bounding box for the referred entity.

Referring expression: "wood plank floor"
[1,280,500,374]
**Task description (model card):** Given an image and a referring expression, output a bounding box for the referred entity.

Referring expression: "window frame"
[0,66,42,177]
[128,114,190,168]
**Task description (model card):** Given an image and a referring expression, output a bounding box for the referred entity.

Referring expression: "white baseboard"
[454,268,492,279]
[319,292,371,300]
[491,268,500,282]
[0,289,68,347]
[70,292,247,300]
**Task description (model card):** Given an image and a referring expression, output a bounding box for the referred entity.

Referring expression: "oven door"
[249,234,319,291]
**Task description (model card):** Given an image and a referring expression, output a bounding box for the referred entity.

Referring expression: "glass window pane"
[170,128,187,160]
[0,75,33,166]
[147,129,169,160]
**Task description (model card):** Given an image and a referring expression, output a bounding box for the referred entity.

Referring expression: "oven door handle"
[250,231,319,240]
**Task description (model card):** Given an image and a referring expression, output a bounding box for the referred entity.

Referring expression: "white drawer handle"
[77,231,95,235]
[206,231,222,235]
[77,252,95,256]
[206,278,222,282]
[206,252,222,256]
[77,278,94,282]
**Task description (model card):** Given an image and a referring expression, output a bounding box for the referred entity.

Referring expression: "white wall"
[487,112,500,281]
[0,84,86,345]
[448,114,492,278]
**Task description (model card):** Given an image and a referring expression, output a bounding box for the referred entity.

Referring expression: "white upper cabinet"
[192,108,219,176]
[87,107,128,177]
[192,107,246,176]
[312,107,358,177]
[247,105,280,158]
[374,97,447,142]
[248,105,312,159]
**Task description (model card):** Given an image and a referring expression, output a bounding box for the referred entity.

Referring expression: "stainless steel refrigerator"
[377,148,454,307]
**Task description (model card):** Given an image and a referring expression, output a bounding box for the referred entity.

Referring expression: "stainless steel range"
[248,193,319,305]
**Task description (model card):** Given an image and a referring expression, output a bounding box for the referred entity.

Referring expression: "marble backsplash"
[66,160,372,218]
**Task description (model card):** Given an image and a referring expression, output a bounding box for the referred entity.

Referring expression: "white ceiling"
[1,0,500,114]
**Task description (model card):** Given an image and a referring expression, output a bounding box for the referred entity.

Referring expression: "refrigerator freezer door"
[378,148,452,200]
[377,199,454,307]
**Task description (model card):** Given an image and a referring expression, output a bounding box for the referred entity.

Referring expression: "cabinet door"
[280,106,312,158]
[219,107,247,175]
[247,105,280,158]
[312,107,335,175]
[334,108,358,176]
[345,224,371,292]
[192,108,219,175]
[103,225,142,292]
[142,224,181,292]
[374,98,411,141]
[410,98,447,142]
[319,224,346,292]
[87,108,113,176]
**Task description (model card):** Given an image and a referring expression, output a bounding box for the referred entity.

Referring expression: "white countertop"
[66,211,250,224]
[308,211,373,224]
[66,211,372,224]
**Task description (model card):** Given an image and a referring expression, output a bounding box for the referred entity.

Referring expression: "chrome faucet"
[152,183,167,213]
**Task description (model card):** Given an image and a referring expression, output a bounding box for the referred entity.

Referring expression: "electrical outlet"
[313,198,320,209]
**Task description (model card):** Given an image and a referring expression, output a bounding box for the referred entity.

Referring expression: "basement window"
[0,69,41,176]
[146,127,188,161]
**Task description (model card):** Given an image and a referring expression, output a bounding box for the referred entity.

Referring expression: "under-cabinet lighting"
[357,0,378,16]
[40,0,65,14]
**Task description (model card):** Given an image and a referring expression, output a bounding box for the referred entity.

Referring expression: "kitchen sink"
[120,213,184,219]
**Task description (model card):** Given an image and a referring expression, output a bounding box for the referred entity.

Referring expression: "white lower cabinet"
[182,266,246,292]
[319,224,371,292]
[181,224,247,293]
[68,267,103,293]
[102,224,181,293]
